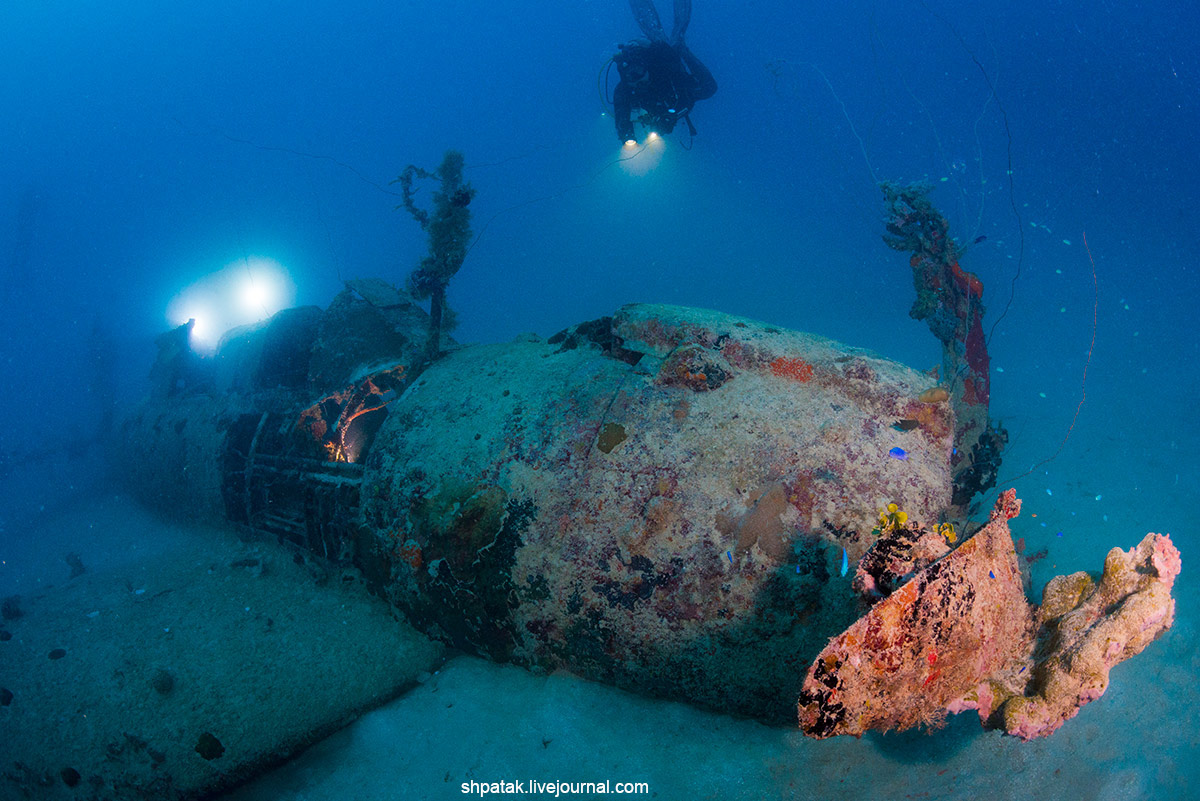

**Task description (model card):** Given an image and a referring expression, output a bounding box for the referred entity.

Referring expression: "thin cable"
[216,128,400,197]
[914,3,1025,343]
[811,64,880,186]
[1001,231,1098,484]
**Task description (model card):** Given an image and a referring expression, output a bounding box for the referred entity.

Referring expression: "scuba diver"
[610,0,717,145]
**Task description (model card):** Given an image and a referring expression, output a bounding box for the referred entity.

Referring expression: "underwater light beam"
[618,134,665,176]
[166,256,295,351]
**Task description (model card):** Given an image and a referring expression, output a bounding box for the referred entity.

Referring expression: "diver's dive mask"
[615,40,652,84]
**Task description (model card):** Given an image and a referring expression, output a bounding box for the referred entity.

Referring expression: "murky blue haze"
[1,1,1196,797]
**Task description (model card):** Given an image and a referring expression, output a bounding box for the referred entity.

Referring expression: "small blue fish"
[989,570,996,579]
[726,550,733,564]
[840,547,849,577]
[888,447,908,461]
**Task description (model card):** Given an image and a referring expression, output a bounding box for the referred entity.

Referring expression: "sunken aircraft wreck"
[120,181,1179,741]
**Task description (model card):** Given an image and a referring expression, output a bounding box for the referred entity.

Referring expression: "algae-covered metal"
[357,303,955,719]
[123,294,957,720]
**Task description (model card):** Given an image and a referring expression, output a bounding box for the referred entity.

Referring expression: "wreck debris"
[852,508,951,600]
[799,490,1033,738]
[308,281,436,394]
[296,365,407,463]
[120,255,1179,736]
[2,594,22,621]
[65,552,86,579]
[394,150,476,365]
[212,306,324,395]
[150,318,207,398]
[356,303,956,720]
[797,490,1180,740]
[881,182,1005,515]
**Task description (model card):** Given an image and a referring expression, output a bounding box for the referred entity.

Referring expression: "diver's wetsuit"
[613,0,716,143]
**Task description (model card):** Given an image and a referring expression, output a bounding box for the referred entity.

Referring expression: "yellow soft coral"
[877,502,908,532]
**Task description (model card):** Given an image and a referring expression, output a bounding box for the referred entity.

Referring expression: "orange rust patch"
[396,541,423,571]
[893,581,919,607]
[962,377,983,406]
[950,262,984,298]
[770,356,814,382]
[909,401,952,440]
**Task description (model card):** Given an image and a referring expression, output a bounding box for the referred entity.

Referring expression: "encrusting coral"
[881,182,1004,516]
[997,531,1180,740]
[852,504,952,600]
[394,149,476,365]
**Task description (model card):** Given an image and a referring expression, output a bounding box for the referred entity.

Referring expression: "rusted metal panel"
[359,303,954,719]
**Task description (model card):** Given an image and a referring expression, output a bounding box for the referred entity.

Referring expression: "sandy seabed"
[1,385,1195,801]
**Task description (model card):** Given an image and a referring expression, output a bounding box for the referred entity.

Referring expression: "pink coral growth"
[1151,533,1182,589]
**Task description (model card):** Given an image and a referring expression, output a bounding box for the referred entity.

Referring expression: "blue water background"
[0,1,1197,789]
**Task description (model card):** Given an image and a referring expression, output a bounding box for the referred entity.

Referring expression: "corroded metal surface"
[120,293,1178,732]
[796,489,1181,739]
[361,303,955,719]
[797,491,1033,737]
[881,182,1006,513]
